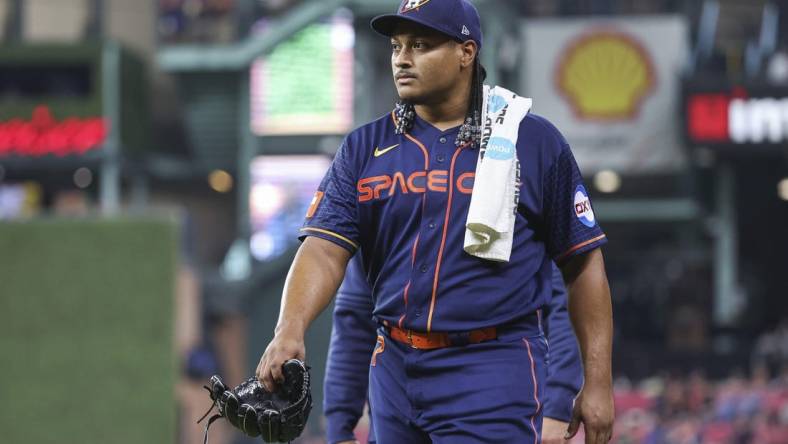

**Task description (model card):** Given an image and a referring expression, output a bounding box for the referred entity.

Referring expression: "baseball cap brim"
[370,14,463,42]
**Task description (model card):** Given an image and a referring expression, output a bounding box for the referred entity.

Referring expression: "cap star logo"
[400,0,432,13]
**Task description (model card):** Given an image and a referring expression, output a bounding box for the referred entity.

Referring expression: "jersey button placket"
[410,132,450,330]
[436,135,448,164]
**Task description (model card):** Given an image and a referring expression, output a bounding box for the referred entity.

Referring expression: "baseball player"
[324,256,584,444]
[257,1,614,443]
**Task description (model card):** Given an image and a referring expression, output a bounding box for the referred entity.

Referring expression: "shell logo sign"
[556,31,656,121]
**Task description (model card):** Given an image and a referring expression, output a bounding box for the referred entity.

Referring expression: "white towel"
[463,85,532,262]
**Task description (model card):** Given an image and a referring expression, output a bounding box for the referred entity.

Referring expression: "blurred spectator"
[610,368,788,444]
[52,189,91,217]
[0,181,42,219]
[259,0,304,16]
[752,319,788,374]
[158,0,188,42]
[157,0,308,44]
[521,0,561,16]
[766,49,788,85]
[158,0,236,44]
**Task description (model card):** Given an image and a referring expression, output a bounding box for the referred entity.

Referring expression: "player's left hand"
[565,383,614,444]
[542,417,569,444]
[542,417,570,444]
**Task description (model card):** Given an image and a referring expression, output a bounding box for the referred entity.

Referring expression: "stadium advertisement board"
[684,82,788,152]
[521,16,689,173]
[0,43,148,163]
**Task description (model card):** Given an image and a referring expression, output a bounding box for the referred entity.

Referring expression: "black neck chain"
[456,110,482,148]
[393,101,482,148]
[393,100,415,135]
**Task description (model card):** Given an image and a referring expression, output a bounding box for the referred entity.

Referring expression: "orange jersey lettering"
[389,172,409,196]
[357,170,473,202]
[358,175,392,203]
[427,170,448,192]
[456,172,475,194]
[407,171,427,193]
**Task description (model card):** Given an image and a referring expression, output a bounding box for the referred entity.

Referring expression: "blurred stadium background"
[0,0,787,443]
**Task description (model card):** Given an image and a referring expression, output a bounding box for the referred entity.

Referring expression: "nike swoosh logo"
[374,144,400,157]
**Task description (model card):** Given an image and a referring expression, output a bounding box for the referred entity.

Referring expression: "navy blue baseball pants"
[368,321,547,444]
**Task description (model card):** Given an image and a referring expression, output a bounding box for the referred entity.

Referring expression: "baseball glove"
[198,359,312,443]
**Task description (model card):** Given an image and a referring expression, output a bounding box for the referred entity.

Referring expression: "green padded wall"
[0,219,177,444]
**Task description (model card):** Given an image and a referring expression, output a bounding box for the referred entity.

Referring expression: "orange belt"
[388,325,498,350]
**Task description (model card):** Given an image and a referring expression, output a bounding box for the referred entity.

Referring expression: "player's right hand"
[255,327,305,391]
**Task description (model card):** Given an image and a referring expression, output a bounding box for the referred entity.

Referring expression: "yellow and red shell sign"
[555,30,656,121]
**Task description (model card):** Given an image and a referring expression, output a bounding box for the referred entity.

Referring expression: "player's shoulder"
[344,112,397,153]
[519,112,569,149]
[515,112,570,165]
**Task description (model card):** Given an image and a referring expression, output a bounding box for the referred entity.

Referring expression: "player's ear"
[459,40,477,68]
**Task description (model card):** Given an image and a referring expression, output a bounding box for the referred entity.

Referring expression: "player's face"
[390,22,464,105]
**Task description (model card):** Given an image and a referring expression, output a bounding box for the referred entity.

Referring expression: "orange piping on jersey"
[404,133,429,166]
[426,146,463,333]
[371,335,385,367]
[398,281,411,329]
[398,231,421,329]
[391,108,429,169]
[523,338,542,444]
[397,130,430,330]
[556,234,607,262]
[299,227,358,249]
[411,233,420,264]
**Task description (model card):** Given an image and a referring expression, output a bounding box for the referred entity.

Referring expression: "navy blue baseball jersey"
[324,257,583,443]
[301,111,606,333]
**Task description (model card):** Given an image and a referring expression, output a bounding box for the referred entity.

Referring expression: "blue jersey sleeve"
[324,256,377,444]
[542,140,607,264]
[299,139,361,253]
[543,263,583,422]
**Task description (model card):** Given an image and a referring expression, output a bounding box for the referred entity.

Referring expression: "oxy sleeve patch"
[573,185,595,228]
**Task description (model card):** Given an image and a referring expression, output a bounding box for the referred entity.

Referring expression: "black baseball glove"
[198,359,312,443]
